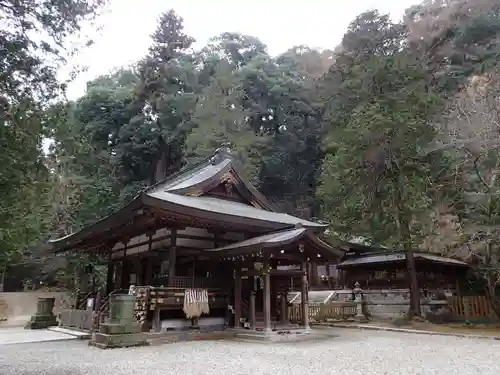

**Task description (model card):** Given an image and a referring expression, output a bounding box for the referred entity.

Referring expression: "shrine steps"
[232,327,324,343]
[146,328,236,346]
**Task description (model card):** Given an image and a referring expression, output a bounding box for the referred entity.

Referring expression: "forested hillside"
[1,0,500,313]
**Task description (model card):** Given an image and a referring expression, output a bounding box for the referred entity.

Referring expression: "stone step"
[147,330,235,346]
[48,327,90,339]
[90,332,148,349]
[234,329,316,343]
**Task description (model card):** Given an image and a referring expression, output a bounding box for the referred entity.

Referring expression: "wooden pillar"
[106,250,114,295]
[325,263,332,289]
[121,243,128,289]
[153,305,161,332]
[263,258,272,331]
[121,259,131,289]
[300,261,309,329]
[249,290,256,329]
[339,269,346,288]
[134,256,144,285]
[144,258,153,285]
[310,261,319,288]
[234,267,242,328]
[114,261,122,290]
[280,291,288,325]
[167,229,177,287]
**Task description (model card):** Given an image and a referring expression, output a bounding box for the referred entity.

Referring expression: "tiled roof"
[338,252,469,267]
[206,228,307,253]
[146,192,327,229]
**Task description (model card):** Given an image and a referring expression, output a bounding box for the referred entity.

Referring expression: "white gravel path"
[0,328,498,375]
[0,327,77,345]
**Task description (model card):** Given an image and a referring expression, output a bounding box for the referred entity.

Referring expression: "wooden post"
[106,250,114,295]
[280,292,288,325]
[310,261,319,289]
[93,290,102,330]
[121,242,128,289]
[300,261,309,329]
[114,261,122,290]
[153,305,161,332]
[325,264,332,289]
[134,257,143,286]
[234,267,242,328]
[167,229,177,287]
[263,258,272,332]
[250,290,256,329]
[280,291,288,325]
[145,258,153,286]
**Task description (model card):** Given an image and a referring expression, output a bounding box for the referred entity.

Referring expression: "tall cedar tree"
[318,51,444,316]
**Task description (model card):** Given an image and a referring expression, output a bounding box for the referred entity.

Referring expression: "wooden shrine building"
[49,148,343,332]
[336,242,470,291]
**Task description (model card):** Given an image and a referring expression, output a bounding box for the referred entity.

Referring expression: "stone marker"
[0,298,8,322]
[90,294,147,349]
[25,297,58,329]
[353,282,368,323]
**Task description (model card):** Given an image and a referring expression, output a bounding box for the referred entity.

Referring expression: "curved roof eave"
[305,234,345,258]
[48,194,145,248]
[48,190,328,253]
[144,191,327,230]
[206,228,308,253]
[205,228,343,262]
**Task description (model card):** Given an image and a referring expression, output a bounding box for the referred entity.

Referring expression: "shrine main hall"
[50,148,343,334]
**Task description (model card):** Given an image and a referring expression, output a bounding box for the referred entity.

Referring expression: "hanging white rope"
[183,288,210,319]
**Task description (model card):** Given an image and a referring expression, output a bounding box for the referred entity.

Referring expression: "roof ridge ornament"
[210,142,233,165]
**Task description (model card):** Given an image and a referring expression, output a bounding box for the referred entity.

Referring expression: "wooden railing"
[58,290,102,332]
[155,276,224,289]
[74,290,99,310]
[92,283,229,332]
[448,296,497,321]
[288,301,356,323]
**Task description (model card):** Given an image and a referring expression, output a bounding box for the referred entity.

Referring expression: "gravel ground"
[0,328,499,375]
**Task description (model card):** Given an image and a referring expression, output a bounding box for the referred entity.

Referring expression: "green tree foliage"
[316,11,454,315]
[0,0,108,289]
[319,51,445,241]
[185,61,267,183]
[6,1,500,300]
[132,10,198,182]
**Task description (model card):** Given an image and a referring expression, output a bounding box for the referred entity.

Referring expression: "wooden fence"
[288,301,356,323]
[447,296,497,321]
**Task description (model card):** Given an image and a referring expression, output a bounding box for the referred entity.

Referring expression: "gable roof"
[338,251,469,268]
[49,148,328,252]
[147,148,275,210]
[205,227,344,260]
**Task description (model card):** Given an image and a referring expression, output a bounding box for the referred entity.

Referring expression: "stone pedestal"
[25,297,58,329]
[90,294,147,349]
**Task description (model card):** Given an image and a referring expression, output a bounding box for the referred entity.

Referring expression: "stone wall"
[328,288,452,320]
[0,291,71,327]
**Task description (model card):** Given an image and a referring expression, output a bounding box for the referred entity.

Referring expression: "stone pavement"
[315,321,500,340]
[0,327,79,345]
[1,328,500,375]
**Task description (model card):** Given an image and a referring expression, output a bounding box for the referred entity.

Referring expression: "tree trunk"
[405,249,421,316]
[394,175,421,317]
